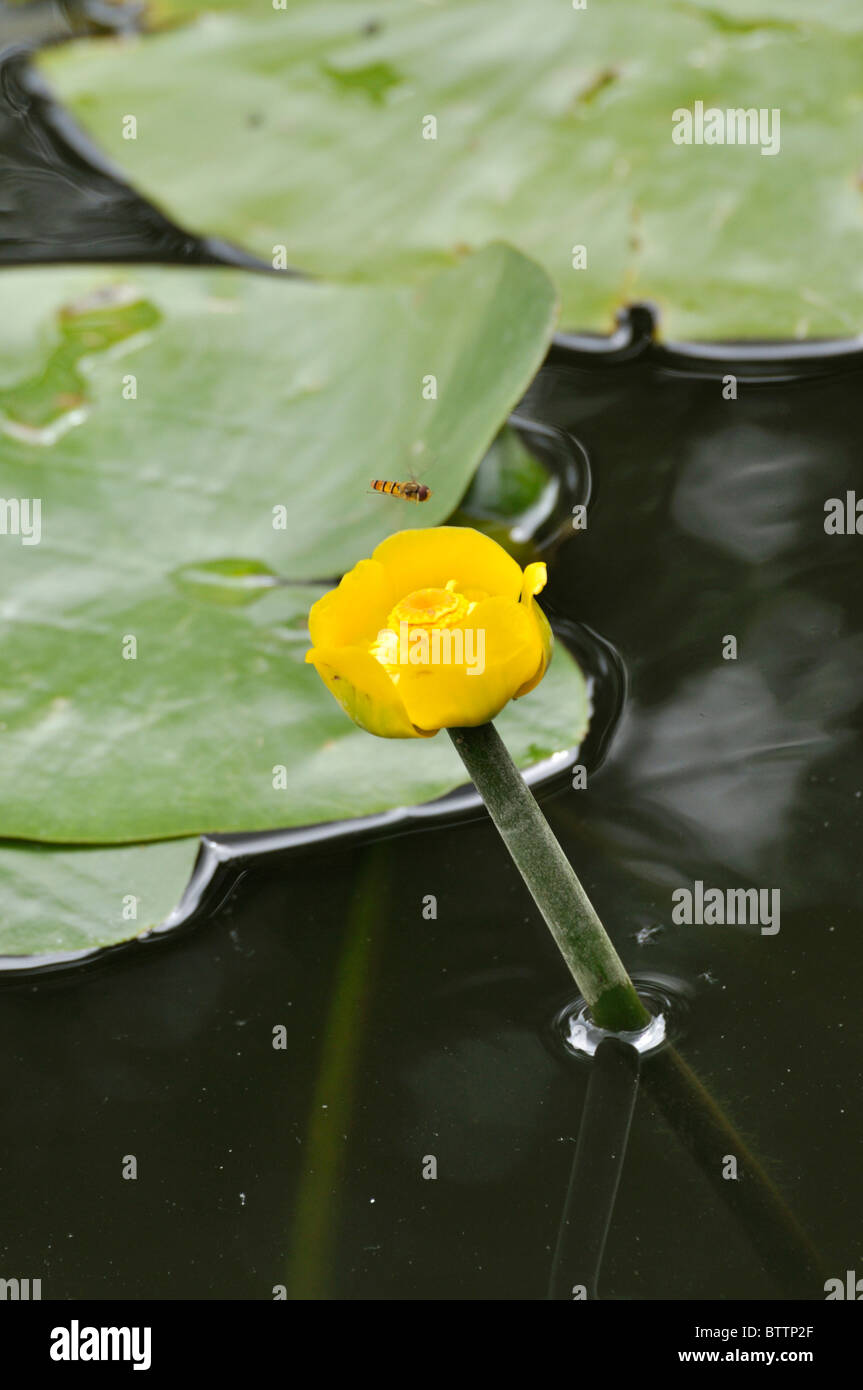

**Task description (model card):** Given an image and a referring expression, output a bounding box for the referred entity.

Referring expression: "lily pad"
[0,246,556,608]
[36,1,863,338]
[0,836,201,957]
[0,580,590,842]
[0,601,589,952]
[0,247,595,852]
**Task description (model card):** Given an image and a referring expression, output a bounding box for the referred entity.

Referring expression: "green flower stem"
[448,721,650,1033]
[449,722,826,1293]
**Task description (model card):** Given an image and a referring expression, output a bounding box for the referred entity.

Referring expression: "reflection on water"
[671,424,811,562]
[615,658,836,877]
[529,355,863,922]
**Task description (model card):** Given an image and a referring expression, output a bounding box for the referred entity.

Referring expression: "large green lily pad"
[0,837,201,956]
[0,579,590,843]
[0,246,594,954]
[0,247,592,848]
[37,1,863,339]
[0,247,556,603]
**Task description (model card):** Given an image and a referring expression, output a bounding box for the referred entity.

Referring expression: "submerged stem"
[448,722,649,1032]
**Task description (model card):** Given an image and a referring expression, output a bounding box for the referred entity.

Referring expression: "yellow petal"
[515,597,553,698]
[515,561,553,696]
[308,559,397,649]
[372,527,523,603]
[521,561,548,603]
[397,596,546,732]
[305,645,429,739]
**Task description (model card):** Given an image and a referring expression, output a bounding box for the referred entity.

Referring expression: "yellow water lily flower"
[305,527,553,737]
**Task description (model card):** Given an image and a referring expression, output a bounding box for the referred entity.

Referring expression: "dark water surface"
[0,6,266,269]
[1,7,861,1301]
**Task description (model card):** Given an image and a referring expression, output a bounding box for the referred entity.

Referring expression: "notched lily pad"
[453,419,589,563]
[36,1,863,338]
[0,247,594,959]
[460,427,551,522]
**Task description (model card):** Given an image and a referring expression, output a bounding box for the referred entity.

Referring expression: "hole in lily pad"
[0,282,160,443]
[452,416,590,561]
[319,59,404,105]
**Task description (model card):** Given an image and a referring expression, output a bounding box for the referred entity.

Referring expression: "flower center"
[369,581,479,676]
[388,585,469,629]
